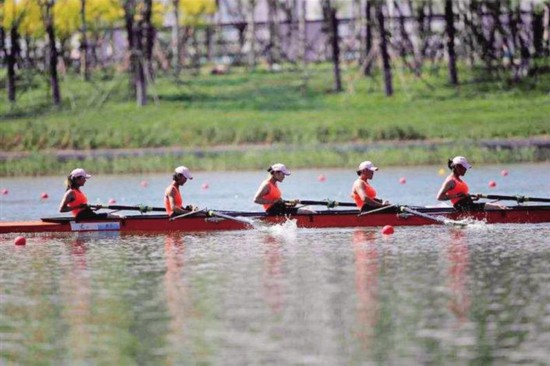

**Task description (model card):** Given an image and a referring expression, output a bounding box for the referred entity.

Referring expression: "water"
[1,164,550,364]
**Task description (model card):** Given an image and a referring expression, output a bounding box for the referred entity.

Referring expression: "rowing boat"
[1,205,549,234]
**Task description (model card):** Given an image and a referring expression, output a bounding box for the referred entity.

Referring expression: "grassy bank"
[1,63,549,175]
[0,144,542,177]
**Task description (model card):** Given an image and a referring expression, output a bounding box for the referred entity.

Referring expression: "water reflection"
[262,236,285,314]
[62,237,92,360]
[352,230,379,350]
[163,233,189,363]
[447,230,470,326]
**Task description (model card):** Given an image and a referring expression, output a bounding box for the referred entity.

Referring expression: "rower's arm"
[253,182,278,205]
[437,179,460,201]
[166,187,186,214]
[59,190,76,213]
[355,181,386,207]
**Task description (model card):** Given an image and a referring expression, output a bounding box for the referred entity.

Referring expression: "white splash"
[259,218,298,241]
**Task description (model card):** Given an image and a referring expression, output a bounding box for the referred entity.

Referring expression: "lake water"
[1,164,550,364]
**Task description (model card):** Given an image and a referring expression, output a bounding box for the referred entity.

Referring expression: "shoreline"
[2,138,549,162]
[1,138,549,177]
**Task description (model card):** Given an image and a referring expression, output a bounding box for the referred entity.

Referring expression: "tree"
[2,0,23,103]
[39,0,61,105]
[376,2,392,96]
[445,0,458,85]
[321,0,342,92]
[363,0,373,75]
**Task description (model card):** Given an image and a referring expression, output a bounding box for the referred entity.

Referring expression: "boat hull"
[1,206,550,234]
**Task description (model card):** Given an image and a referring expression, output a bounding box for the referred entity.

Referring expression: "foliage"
[177,0,216,27]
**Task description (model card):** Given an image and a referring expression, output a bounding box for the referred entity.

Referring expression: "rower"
[165,166,198,218]
[436,156,507,211]
[253,163,312,215]
[351,160,391,212]
[59,168,123,219]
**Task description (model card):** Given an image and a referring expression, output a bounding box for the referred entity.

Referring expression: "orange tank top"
[164,185,183,216]
[262,180,281,211]
[68,189,88,217]
[352,179,377,209]
[446,176,469,205]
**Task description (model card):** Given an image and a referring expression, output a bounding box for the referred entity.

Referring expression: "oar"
[90,204,165,213]
[400,206,467,227]
[169,208,208,221]
[207,210,256,226]
[471,194,550,203]
[296,200,357,208]
[358,204,396,216]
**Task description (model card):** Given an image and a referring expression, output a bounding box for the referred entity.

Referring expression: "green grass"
[1,62,549,176]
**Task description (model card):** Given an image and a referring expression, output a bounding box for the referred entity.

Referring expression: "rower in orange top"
[59,168,122,219]
[165,166,197,218]
[437,156,506,211]
[253,163,300,215]
[351,161,391,212]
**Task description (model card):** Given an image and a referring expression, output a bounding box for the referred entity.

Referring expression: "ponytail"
[447,159,454,170]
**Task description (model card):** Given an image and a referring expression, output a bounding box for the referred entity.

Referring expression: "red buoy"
[202,183,210,190]
[41,192,49,199]
[140,180,149,188]
[501,169,509,177]
[399,177,407,184]
[1,188,8,195]
[108,198,117,204]
[318,174,326,182]
[14,236,26,246]
[381,225,394,235]
[488,180,497,188]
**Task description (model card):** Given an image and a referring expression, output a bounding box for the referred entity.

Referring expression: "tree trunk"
[532,4,544,58]
[80,0,89,81]
[543,4,550,56]
[267,0,281,68]
[322,0,342,92]
[125,0,137,98]
[247,0,257,69]
[445,0,459,85]
[376,3,393,96]
[143,0,155,81]
[6,26,18,103]
[299,0,307,66]
[134,23,147,106]
[171,0,181,77]
[45,5,61,105]
[364,0,373,75]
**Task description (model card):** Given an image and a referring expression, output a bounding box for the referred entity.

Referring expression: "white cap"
[357,161,379,173]
[451,156,472,170]
[174,166,193,179]
[70,168,91,179]
[269,163,291,176]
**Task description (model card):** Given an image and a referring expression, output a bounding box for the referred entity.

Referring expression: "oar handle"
[296,200,357,208]
[471,194,550,203]
[90,204,166,213]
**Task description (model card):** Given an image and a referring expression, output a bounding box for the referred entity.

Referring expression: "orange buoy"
[501,169,509,177]
[41,192,49,199]
[108,198,117,204]
[1,188,8,195]
[488,180,497,188]
[381,225,394,235]
[14,236,26,246]
[438,168,446,176]
[399,177,406,184]
[317,174,326,182]
[202,183,209,190]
